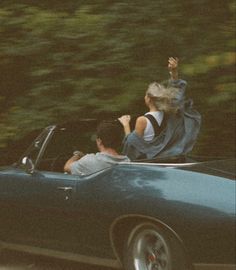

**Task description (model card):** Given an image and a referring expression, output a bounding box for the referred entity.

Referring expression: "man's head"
[96,121,124,152]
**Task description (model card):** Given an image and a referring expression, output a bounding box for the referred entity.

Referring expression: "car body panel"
[0,124,235,269]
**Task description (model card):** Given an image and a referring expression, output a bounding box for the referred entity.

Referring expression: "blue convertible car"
[0,121,235,270]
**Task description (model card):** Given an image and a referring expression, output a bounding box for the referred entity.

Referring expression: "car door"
[0,125,82,251]
[0,122,111,256]
[0,168,80,249]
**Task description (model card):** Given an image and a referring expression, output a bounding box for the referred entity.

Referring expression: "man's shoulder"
[70,153,100,175]
[79,153,98,163]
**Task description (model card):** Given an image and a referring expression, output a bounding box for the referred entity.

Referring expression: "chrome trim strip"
[0,241,121,269]
[120,161,197,167]
[35,126,56,168]
[194,264,236,270]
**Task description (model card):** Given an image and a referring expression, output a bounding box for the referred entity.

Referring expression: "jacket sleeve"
[169,79,187,92]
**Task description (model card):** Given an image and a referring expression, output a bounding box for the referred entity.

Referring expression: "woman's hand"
[168,57,179,80]
[118,115,131,135]
[118,115,131,126]
[168,57,178,71]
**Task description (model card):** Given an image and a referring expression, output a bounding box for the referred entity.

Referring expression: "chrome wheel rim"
[132,229,171,270]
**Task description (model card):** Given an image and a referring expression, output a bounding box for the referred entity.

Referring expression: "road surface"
[0,250,114,270]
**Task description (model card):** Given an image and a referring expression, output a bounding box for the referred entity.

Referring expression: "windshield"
[18,126,55,167]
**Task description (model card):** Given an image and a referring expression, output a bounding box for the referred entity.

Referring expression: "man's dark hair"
[96,120,124,151]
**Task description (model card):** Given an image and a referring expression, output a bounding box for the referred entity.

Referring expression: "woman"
[118,57,201,160]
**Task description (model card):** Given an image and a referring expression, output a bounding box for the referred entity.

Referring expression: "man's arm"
[64,151,84,173]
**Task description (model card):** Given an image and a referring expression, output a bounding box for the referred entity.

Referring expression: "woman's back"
[143,111,164,141]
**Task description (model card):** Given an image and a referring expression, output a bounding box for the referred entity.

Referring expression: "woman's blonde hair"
[146,82,184,113]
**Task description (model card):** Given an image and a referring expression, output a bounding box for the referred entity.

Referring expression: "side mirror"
[22,157,35,174]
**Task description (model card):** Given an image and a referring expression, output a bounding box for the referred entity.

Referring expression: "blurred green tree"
[0,0,235,157]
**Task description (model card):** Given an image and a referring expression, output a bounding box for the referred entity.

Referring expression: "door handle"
[57,186,73,191]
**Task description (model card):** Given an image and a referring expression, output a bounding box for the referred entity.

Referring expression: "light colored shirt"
[70,152,130,175]
[143,111,164,141]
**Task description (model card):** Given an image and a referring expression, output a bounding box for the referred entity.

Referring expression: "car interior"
[37,120,98,173]
[4,119,197,174]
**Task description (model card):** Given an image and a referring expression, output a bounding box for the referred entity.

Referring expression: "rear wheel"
[123,223,189,270]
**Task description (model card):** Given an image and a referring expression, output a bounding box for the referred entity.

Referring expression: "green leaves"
[0,1,235,157]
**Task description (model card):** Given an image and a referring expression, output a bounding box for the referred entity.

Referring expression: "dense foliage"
[0,0,235,157]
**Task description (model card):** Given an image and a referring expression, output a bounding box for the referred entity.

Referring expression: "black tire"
[123,223,190,270]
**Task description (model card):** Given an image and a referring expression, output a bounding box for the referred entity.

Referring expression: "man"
[64,121,130,175]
